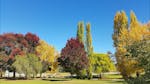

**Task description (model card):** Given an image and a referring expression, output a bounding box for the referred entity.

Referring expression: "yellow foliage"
[113,11,148,78]
[129,23,147,42]
[36,40,58,72]
[116,49,140,76]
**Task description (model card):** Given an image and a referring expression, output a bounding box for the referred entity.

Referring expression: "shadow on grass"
[42,78,71,81]
[106,80,124,84]
[3,77,27,80]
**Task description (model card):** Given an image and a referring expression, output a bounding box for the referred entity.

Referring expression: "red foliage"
[21,39,28,47]
[0,32,40,69]
[15,33,24,38]
[3,33,17,41]
[0,36,4,43]
[10,48,21,57]
[25,32,39,47]
[58,38,88,75]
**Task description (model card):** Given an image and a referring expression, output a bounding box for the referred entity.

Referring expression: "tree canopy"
[58,38,88,77]
[12,54,42,78]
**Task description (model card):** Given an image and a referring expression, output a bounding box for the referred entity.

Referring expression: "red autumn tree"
[0,32,40,78]
[58,38,88,77]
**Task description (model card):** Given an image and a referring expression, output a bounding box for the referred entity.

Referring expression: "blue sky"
[0,0,150,53]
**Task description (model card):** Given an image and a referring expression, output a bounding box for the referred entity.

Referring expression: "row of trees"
[112,10,150,82]
[0,23,116,80]
[58,22,115,79]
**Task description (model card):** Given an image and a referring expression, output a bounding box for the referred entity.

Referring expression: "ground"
[0,73,124,84]
[0,79,124,84]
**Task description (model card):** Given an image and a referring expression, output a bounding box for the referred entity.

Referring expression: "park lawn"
[103,74,123,79]
[0,79,124,84]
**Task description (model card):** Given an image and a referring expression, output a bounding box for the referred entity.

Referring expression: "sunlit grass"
[0,79,124,84]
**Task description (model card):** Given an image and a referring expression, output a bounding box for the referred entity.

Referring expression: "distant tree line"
[0,20,117,80]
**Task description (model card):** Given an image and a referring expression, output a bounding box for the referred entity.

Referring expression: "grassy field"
[0,73,124,84]
[103,74,122,79]
[0,79,124,84]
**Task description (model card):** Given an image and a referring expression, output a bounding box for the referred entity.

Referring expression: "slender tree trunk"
[33,74,35,78]
[123,74,129,80]
[25,70,28,79]
[136,71,140,78]
[19,74,21,78]
[99,73,102,79]
[71,73,73,80]
[0,73,2,78]
[13,68,16,79]
[0,69,2,78]
[25,73,27,79]
[40,73,42,78]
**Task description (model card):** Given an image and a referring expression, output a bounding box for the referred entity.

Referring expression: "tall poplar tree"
[113,11,128,47]
[112,11,130,78]
[86,23,93,79]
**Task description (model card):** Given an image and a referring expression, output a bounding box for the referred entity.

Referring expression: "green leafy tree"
[27,54,42,77]
[127,37,150,79]
[76,21,87,79]
[77,21,84,43]
[12,54,42,79]
[86,23,94,79]
[13,55,29,78]
[93,53,116,79]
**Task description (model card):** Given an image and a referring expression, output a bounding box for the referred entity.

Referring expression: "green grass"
[103,74,123,79]
[0,73,124,84]
[0,79,124,84]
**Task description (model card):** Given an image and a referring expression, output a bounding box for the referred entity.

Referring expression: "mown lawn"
[103,74,123,79]
[0,79,124,84]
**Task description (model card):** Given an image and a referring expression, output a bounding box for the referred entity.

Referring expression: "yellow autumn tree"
[127,12,150,75]
[117,27,140,78]
[113,11,133,78]
[36,40,58,73]
[113,11,145,78]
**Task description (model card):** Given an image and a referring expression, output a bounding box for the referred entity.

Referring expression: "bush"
[77,69,87,79]
[125,77,147,84]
